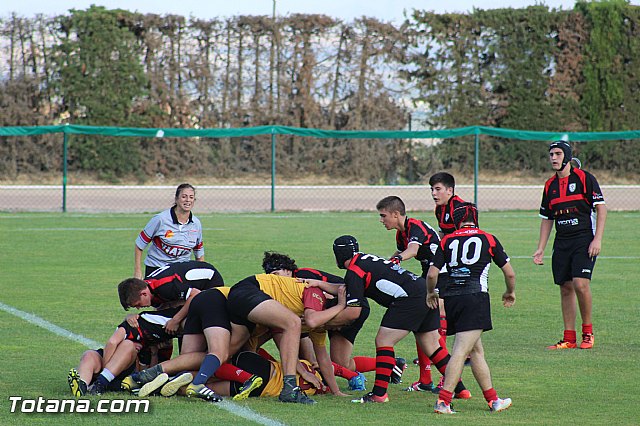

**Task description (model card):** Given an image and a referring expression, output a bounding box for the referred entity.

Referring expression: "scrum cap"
[333,235,359,269]
[452,202,479,229]
[549,134,572,169]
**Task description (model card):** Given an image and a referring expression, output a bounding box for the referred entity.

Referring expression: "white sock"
[100,368,115,382]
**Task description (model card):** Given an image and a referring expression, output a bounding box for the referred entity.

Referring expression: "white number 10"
[448,237,482,267]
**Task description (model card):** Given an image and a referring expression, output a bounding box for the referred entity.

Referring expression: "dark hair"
[117,278,148,310]
[429,172,455,189]
[262,251,298,274]
[376,196,406,215]
[453,202,479,229]
[174,183,196,202]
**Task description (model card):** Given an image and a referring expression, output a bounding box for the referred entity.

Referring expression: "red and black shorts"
[443,292,492,335]
[227,276,272,331]
[552,236,597,285]
[184,289,231,334]
[380,296,439,333]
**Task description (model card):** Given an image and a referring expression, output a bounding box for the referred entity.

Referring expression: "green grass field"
[1,211,639,425]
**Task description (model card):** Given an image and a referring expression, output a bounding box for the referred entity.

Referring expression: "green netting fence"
[1,125,639,213]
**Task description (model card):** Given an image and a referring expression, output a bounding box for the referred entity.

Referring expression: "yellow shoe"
[160,372,193,397]
[67,368,87,397]
[233,375,263,401]
[546,340,577,350]
[579,333,594,349]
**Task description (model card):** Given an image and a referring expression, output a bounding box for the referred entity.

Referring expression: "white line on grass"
[0,301,285,426]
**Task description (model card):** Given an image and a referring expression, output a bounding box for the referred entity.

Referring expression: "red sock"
[429,346,450,376]
[564,330,577,343]
[372,346,394,396]
[582,323,593,335]
[353,356,376,372]
[438,388,454,405]
[482,387,498,403]
[332,362,358,379]
[438,316,448,350]
[416,342,432,384]
[257,347,277,362]
[214,363,252,383]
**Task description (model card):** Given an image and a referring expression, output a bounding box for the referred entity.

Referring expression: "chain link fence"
[1,125,639,212]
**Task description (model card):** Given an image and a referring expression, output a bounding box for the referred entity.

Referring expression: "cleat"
[579,333,594,349]
[121,375,142,394]
[160,372,193,397]
[434,399,456,414]
[347,372,367,391]
[489,397,512,412]
[464,356,472,366]
[412,357,420,365]
[402,381,436,392]
[433,376,444,394]
[68,368,87,397]
[547,340,577,350]
[186,383,223,402]
[278,386,316,404]
[138,373,169,398]
[351,391,389,403]
[455,389,472,399]
[390,357,407,384]
[233,375,264,401]
[87,380,107,396]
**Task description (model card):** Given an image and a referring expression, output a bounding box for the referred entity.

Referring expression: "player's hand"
[502,291,516,307]
[125,314,140,327]
[389,255,402,265]
[333,390,350,396]
[337,285,347,307]
[301,370,323,389]
[298,278,320,287]
[588,239,601,258]
[163,318,179,334]
[426,291,439,310]
[532,249,544,265]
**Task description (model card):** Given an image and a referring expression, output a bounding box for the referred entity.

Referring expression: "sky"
[1,0,607,23]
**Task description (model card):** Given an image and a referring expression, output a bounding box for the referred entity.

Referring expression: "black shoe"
[390,357,407,384]
[278,386,316,404]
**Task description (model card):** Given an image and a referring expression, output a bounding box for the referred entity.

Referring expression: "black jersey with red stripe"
[145,260,224,307]
[435,195,466,235]
[118,307,180,346]
[343,253,425,308]
[396,217,441,275]
[433,227,509,297]
[539,167,605,240]
[294,268,344,284]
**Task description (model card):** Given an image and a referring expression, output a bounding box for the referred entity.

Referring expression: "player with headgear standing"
[533,135,606,350]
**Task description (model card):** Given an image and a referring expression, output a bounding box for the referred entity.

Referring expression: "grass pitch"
[0,210,638,425]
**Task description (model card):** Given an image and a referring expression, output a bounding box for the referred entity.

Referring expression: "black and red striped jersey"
[395,217,441,276]
[145,260,224,307]
[343,253,425,308]
[294,268,344,284]
[432,227,509,297]
[539,167,605,240]
[118,307,180,346]
[435,195,466,235]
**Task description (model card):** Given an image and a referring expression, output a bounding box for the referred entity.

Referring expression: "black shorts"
[552,237,597,285]
[229,351,270,398]
[183,289,231,334]
[380,296,439,333]
[227,277,272,330]
[94,349,135,391]
[328,299,370,344]
[444,292,492,335]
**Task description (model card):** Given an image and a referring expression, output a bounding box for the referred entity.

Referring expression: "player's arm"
[302,279,339,295]
[313,340,347,396]
[303,286,346,329]
[392,243,420,263]
[500,262,516,307]
[426,265,441,310]
[532,219,553,265]
[134,246,145,279]
[588,203,607,258]
[103,327,127,365]
[164,288,200,334]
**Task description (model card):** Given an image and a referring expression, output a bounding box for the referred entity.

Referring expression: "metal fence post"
[271,129,276,212]
[474,127,480,207]
[62,127,69,213]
